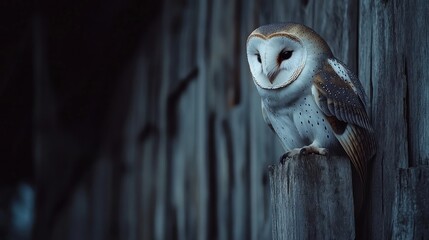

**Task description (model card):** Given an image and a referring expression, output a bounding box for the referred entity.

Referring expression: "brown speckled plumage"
[313,61,376,183]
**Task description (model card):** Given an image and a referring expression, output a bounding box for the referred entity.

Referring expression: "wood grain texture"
[401,0,429,167]
[359,0,429,239]
[392,167,429,239]
[269,155,355,240]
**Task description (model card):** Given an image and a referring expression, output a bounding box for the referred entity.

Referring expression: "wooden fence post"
[269,154,355,240]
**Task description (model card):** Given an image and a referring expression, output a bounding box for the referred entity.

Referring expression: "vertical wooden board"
[118,47,163,240]
[357,1,379,239]
[131,56,154,240]
[256,0,311,28]
[195,0,209,239]
[140,137,159,240]
[162,1,200,239]
[229,112,251,240]
[164,1,200,240]
[267,0,308,24]
[123,58,144,240]
[359,1,409,239]
[358,0,373,106]
[313,0,358,71]
[136,14,164,239]
[214,119,232,240]
[404,0,429,166]
[207,0,247,239]
[392,167,429,239]
[153,2,174,239]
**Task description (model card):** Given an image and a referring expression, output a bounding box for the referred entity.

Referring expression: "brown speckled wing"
[312,60,376,183]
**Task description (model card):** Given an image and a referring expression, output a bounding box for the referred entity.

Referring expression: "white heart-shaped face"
[246,35,306,89]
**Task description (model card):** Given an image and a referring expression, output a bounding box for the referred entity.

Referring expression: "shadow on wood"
[269,154,355,240]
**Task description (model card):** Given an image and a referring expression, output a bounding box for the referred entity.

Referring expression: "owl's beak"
[267,68,280,83]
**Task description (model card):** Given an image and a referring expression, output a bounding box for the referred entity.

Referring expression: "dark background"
[1,0,428,239]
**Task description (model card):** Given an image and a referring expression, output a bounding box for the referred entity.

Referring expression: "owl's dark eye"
[255,53,261,63]
[278,50,293,64]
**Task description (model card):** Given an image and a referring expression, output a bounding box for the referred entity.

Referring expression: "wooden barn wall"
[29,0,429,239]
[360,0,429,239]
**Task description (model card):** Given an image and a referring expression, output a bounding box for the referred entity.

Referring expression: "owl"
[246,23,376,208]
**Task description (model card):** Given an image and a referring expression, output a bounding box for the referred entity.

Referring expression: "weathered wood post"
[269,154,355,240]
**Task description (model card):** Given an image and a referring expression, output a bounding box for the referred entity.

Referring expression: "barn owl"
[246,23,376,205]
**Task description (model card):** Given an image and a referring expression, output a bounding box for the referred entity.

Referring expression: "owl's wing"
[311,59,376,183]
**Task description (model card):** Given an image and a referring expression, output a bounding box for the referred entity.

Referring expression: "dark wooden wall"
[360,1,429,239]
[2,0,428,239]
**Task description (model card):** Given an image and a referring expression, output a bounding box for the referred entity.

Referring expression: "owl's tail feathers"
[353,159,375,240]
[349,126,376,240]
[336,124,375,185]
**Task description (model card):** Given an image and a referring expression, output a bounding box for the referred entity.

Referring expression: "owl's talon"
[279,153,289,164]
[281,146,327,161]
[321,148,329,156]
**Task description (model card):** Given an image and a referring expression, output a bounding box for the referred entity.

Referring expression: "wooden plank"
[269,154,355,240]
[359,0,410,239]
[313,0,358,71]
[403,0,429,166]
[392,167,429,239]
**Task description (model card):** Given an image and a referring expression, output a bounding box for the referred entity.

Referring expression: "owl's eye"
[255,53,261,63]
[278,50,293,63]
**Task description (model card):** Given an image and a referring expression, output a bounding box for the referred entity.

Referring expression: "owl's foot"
[279,153,289,164]
[299,145,329,156]
[280,146,329,164]
[279,149,303,164]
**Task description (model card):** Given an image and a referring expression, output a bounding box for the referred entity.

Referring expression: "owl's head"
[246,23,332,90]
